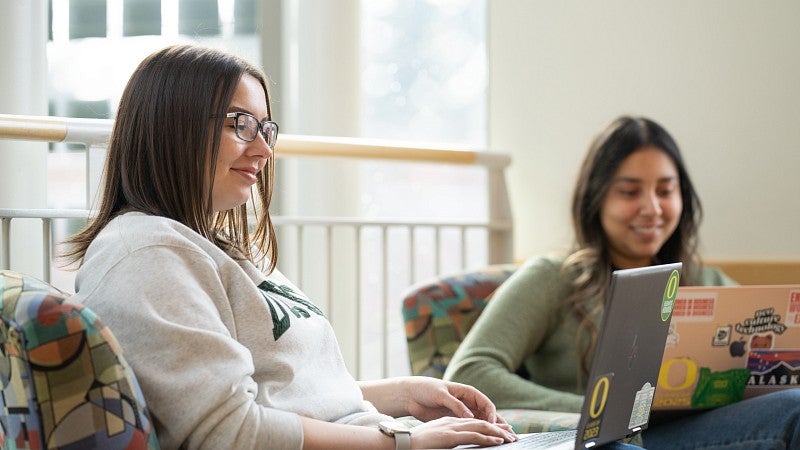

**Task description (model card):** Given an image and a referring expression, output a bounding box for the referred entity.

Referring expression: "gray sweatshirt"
[73,212,389,450]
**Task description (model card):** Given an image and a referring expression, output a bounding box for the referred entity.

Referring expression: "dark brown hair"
[65,44,277,271]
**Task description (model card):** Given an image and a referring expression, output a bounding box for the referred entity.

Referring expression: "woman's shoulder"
[99,212,214,251]
[499,253,570,295]
[82,212,228,274]
[111,211,194,235]
[693,264,738,286]
[76,213,234,299]
[517,253,567,276]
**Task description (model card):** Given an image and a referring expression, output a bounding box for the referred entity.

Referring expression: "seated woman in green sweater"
[444,116,800,449]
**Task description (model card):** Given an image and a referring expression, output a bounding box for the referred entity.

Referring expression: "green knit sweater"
[443,254,736,413]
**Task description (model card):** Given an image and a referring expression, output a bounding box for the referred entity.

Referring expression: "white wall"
[0,1,48,277]
[489,1,800,262]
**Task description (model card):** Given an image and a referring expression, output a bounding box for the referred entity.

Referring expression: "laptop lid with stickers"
[652,284,800,417]
[461,263,681,450]
[574,263,681,449]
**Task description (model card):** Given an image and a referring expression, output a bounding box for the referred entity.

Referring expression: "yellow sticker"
[658,357,699,391]
[661,269,680,321]
[583,374,613,442]
[588,375,611,419]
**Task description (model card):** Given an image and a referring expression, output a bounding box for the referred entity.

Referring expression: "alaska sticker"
[582,373,613,442]
[661,270,680,322]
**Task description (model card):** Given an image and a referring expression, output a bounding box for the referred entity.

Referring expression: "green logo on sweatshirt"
[257,280,324,340]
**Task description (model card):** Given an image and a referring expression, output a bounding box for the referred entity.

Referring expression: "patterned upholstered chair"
[401,265,580,433]
[0,270,159,449]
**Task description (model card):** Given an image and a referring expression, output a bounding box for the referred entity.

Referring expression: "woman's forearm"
[358,377,410,417]
[300,416,393,450]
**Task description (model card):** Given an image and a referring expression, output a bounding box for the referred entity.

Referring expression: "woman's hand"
[404,377,508,424]
[299,415,516,450]
[359,376,509,424]
[408,416,517,449]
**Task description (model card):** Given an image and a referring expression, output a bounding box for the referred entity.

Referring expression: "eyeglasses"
[218,112,279,148]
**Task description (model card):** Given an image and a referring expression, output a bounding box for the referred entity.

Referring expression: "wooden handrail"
[0,114,510,168]
[0,114,69,142]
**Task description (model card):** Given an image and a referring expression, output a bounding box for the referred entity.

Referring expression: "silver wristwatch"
[379,420,412,450]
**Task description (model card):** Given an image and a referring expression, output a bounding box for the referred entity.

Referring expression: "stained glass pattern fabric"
[0,270,159,450]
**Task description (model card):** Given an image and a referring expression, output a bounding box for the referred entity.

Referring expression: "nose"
[247,132,273,160]
[640,191,662,216]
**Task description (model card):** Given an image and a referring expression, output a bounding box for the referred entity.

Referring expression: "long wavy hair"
[64,44,278,271]
[563,116,702,379]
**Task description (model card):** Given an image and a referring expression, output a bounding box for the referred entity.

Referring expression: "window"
[357,0,488,227]
[361,0,487,146]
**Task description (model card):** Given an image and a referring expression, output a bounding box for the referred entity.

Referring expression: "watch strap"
[379,421,412,450]
[393,430,411,450]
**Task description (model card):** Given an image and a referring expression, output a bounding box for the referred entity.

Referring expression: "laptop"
[462,262,682,450]
[652,284,800,419]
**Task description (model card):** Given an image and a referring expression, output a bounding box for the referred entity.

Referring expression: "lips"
[631,224,661,232]
[630,223,663,240]
[232,167,258,183]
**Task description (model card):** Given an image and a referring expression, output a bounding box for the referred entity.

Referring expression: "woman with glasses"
[64,45,520,450]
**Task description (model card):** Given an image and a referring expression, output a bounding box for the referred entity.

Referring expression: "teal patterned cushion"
[402,264,517,378]
[0,270,159,450]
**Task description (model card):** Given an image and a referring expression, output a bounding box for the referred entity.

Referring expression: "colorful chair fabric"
[401,265,580,433]
[0,270,159,450]
[402,264,518,378]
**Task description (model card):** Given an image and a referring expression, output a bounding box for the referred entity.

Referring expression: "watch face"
[379,421,411,435]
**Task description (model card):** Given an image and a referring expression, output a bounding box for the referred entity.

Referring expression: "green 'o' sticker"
[661,269,680,321]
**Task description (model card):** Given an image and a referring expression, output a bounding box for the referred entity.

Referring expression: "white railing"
[0,113,513,379]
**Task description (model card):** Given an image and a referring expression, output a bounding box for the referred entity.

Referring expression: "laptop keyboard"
[492,429,577,449]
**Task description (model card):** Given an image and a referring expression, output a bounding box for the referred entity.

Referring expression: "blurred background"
[2,0,798,265]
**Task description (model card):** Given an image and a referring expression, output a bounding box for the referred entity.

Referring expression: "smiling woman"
[443,115,800,450]
[600,147,683,269]
[55,43,519,450]
[211,76,274,213]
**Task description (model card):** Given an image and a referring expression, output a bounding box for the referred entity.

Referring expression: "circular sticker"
[661,269,680,321]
